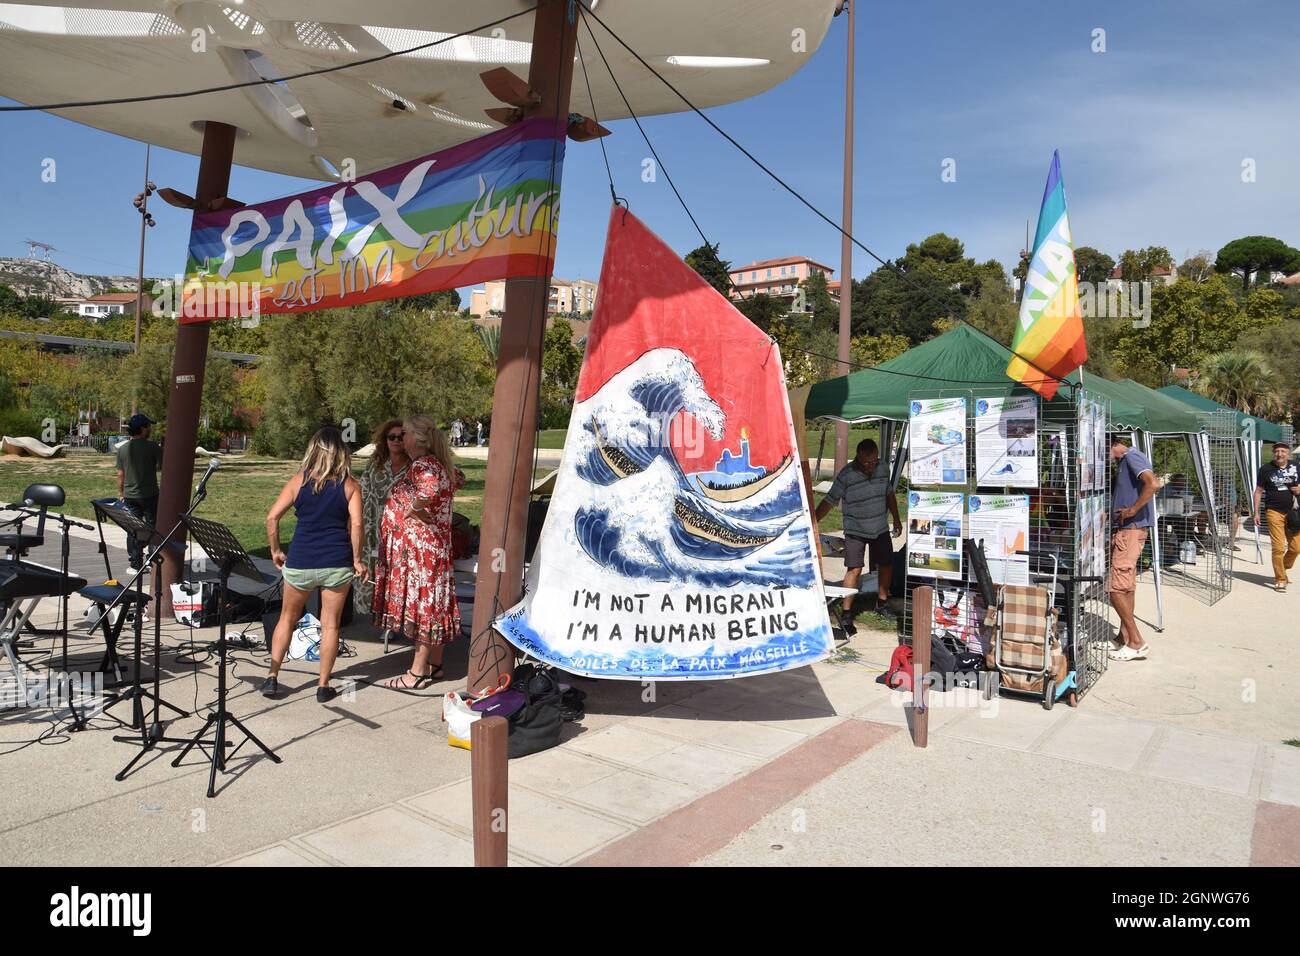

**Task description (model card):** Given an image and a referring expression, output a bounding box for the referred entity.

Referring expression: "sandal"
[382,667,444,691]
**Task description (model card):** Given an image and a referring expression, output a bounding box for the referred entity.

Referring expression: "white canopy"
[0,1,838,179]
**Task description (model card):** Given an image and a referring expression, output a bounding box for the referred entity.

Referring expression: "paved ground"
[1,520,1296,866]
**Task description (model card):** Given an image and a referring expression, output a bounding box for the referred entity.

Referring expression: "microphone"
[193,456,222,500]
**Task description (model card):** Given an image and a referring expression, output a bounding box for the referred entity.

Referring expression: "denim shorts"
[282,566,354,591]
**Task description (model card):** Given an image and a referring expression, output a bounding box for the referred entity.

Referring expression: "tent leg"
[1137,431,1164,632]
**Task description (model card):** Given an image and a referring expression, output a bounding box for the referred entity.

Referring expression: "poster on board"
[974,395,1038,488]
[909,397,967,485]
[967,494,1030,585]
[906,491,965,579]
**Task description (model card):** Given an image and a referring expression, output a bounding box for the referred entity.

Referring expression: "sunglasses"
[387,432,404,442]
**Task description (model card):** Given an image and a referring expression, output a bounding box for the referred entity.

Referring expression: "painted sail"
[494,208,835,680]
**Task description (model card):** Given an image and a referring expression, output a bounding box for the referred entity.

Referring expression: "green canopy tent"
[805,324,1148,427]
[801,325,1225,633]
[1156,384,1287,443]
[802,326,1151,495]
[1158,383,1292,566]
[1100,379,1244,619]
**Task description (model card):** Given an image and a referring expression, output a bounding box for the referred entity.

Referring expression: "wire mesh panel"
[1149,411,1235,606]
[900,384,1111,702]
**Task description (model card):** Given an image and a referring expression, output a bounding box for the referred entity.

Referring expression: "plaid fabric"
[998,585,1051,670]
[1001,585,1049,638]
[1000,638,1046,669]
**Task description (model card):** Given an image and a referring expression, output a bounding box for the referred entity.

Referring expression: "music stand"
[171,514,281,798]
[92,500,191,778]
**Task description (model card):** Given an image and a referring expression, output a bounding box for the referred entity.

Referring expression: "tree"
[684,242,733,296]
[849,332,910,369]
[1198,351,1283,417]
[958,280,1019,345]
[256,304,494,457]
[1116,246,1173,284]
[850,233,1003,344]
[851,264,963,343]
[1073,246,1115,287]
[1214,236,1300,293]
[540,318,583,427]
[798,271,838,333]
[1111,275,1270,384]
[733,292,786,334]
[395,289,461,311]
[769,316,837,388]
[476,323,500,363]
[1178,250,1216,283]
[0,284,22,313]
[109,319,241,430]
[1234,318,1300,432]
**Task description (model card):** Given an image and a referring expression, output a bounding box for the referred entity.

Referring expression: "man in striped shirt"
[816,439,902,633]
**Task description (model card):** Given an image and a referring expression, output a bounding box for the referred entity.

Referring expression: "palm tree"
[475,323,500,363]
[1197,350,1283,417]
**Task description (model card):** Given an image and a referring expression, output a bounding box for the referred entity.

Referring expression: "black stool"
[78,583,151,688]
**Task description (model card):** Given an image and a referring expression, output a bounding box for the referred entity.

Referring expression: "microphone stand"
[93,464,217,769]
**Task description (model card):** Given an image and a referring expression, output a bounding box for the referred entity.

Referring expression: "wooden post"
[910,585,932,748]
[155,121,236,613]
[467,0,578,694]
[470,716,509,866]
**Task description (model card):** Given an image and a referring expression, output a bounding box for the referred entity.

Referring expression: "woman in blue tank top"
[262,427,364,702]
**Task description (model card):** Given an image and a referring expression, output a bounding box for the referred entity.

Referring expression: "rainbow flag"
[1006,151,1088,399]
[179,117,565,321]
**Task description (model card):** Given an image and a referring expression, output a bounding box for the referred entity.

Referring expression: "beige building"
[470,277,597,318]
[726,255,838,306]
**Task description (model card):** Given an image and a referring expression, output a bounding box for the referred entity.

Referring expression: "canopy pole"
[833,0,854,475]
[1137,430,1164,632]
[1248,442,1258,567]
[155,121,236,613]
[467,0,577,695]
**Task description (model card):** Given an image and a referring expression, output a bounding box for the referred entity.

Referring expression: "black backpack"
[506,664,563,759]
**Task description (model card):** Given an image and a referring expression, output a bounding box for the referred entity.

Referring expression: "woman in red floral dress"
[374,414,463,689]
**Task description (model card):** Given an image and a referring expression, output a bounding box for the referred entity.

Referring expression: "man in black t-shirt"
[1253,441,1300,591]
[115,413,162,570]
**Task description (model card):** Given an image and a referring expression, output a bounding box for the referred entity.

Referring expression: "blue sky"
[2,0,1297,295]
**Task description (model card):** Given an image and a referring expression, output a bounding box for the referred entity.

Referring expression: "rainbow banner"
[179,118,565,321]
[1006,150,1088,400]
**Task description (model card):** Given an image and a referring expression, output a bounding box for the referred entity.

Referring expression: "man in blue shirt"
[1108,437,1157,661]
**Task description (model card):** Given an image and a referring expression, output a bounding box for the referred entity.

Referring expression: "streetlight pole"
[834,0,855,475]
[131,143,154,415]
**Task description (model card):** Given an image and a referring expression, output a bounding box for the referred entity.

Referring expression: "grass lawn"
[0,452,512,559]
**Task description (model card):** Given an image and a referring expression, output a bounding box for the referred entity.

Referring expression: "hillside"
[0,257,140,299]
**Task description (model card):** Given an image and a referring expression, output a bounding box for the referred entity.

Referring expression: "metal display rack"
[900,384,1112,703]
[1146,409,1237,606]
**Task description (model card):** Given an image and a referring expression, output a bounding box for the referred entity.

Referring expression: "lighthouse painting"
[493,208,834,680]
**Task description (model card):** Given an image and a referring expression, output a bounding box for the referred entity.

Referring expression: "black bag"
[506,665,563,759]
[928,633,957,677]
[1287,495,1300,534]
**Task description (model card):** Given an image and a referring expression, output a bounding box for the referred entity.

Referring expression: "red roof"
[1108,263,1174,279]
[86,292,148,303]
[730,255,835,274]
